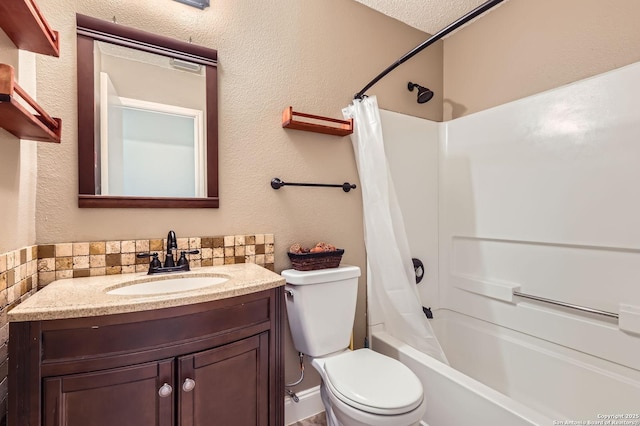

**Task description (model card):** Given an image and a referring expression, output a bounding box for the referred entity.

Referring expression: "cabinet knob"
[182,378,196,392]
[158,383,173,398]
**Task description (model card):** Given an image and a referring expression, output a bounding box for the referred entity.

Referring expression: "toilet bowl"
[282,266,426,426]
[313,349,425,426]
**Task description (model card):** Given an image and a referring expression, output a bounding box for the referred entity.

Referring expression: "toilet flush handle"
[285,289,294,299]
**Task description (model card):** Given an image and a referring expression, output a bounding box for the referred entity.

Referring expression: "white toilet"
[282,265,426,426]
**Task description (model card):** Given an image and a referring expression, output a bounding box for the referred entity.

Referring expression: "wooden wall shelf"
[282,106,353,136]
[0,64,61,143]
[0,0,60,57]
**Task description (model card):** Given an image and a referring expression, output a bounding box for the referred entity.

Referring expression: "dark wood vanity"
[8,287,285,425]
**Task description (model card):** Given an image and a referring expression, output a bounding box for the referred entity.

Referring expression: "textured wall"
[33,0,442,394]
[443,0,640,119]
[35,0,442,246]
[0,29,39,422]
[0,32,37,254]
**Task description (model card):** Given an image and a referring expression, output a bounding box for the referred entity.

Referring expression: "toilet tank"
[282,265,361,357]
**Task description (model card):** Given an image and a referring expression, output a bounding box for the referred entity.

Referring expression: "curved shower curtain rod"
[353,0,504,100]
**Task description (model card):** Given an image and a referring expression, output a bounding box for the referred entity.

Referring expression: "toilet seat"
[323,349,423,416]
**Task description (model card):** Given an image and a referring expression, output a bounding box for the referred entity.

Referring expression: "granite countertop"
[9,263,285,322]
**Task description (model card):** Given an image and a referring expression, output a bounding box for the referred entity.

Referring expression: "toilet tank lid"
[281,265,361,285]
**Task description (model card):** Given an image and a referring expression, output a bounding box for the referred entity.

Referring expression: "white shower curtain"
[343,96,448,364]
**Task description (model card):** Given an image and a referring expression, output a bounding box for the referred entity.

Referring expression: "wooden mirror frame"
[76,14,219,208]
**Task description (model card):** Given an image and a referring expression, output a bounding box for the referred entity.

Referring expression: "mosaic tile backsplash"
[0,245,39,305]
[0,244,39,421]
[37,233,275,287]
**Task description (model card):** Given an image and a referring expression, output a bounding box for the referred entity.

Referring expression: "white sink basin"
[107,276,229,296]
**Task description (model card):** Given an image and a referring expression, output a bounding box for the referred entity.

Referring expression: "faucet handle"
[177,250,199,267]
[137,252,161,268]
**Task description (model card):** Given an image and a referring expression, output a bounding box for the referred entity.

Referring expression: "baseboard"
[284,385,324,425]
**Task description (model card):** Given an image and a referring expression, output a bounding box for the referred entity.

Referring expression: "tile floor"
[290,411,327,426]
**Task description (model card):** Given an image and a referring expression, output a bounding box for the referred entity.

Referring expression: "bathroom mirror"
[76,14,218,208]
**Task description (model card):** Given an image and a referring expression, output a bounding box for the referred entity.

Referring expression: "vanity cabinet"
[43,359,175,426]
[9,287,284,426]
[178,333,269,425]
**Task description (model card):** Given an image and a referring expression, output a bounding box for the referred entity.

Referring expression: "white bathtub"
[370,310,640,426]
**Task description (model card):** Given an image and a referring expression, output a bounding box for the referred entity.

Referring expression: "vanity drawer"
[40,293,270,364]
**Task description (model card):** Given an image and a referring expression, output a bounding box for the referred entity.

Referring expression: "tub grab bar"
[513,291,619,319]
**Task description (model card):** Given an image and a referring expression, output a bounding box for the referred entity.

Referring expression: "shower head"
[408,82,434,104]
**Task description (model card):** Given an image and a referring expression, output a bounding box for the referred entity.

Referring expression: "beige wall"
[0,32,38,254]
[443,0,640,120]
[33,0,441,393]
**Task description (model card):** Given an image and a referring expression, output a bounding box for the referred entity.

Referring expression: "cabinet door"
[178,333,269,426]
[43,359,174,426]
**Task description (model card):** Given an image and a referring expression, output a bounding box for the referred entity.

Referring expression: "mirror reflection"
[95,42,206,197]
[76,14,219,208]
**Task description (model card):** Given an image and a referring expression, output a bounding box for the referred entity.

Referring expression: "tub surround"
[376,61,640,423]
[8,263,285,322]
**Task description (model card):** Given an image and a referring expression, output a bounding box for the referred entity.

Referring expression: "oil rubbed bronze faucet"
[137,230,200,275]
[165,230,177,267]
